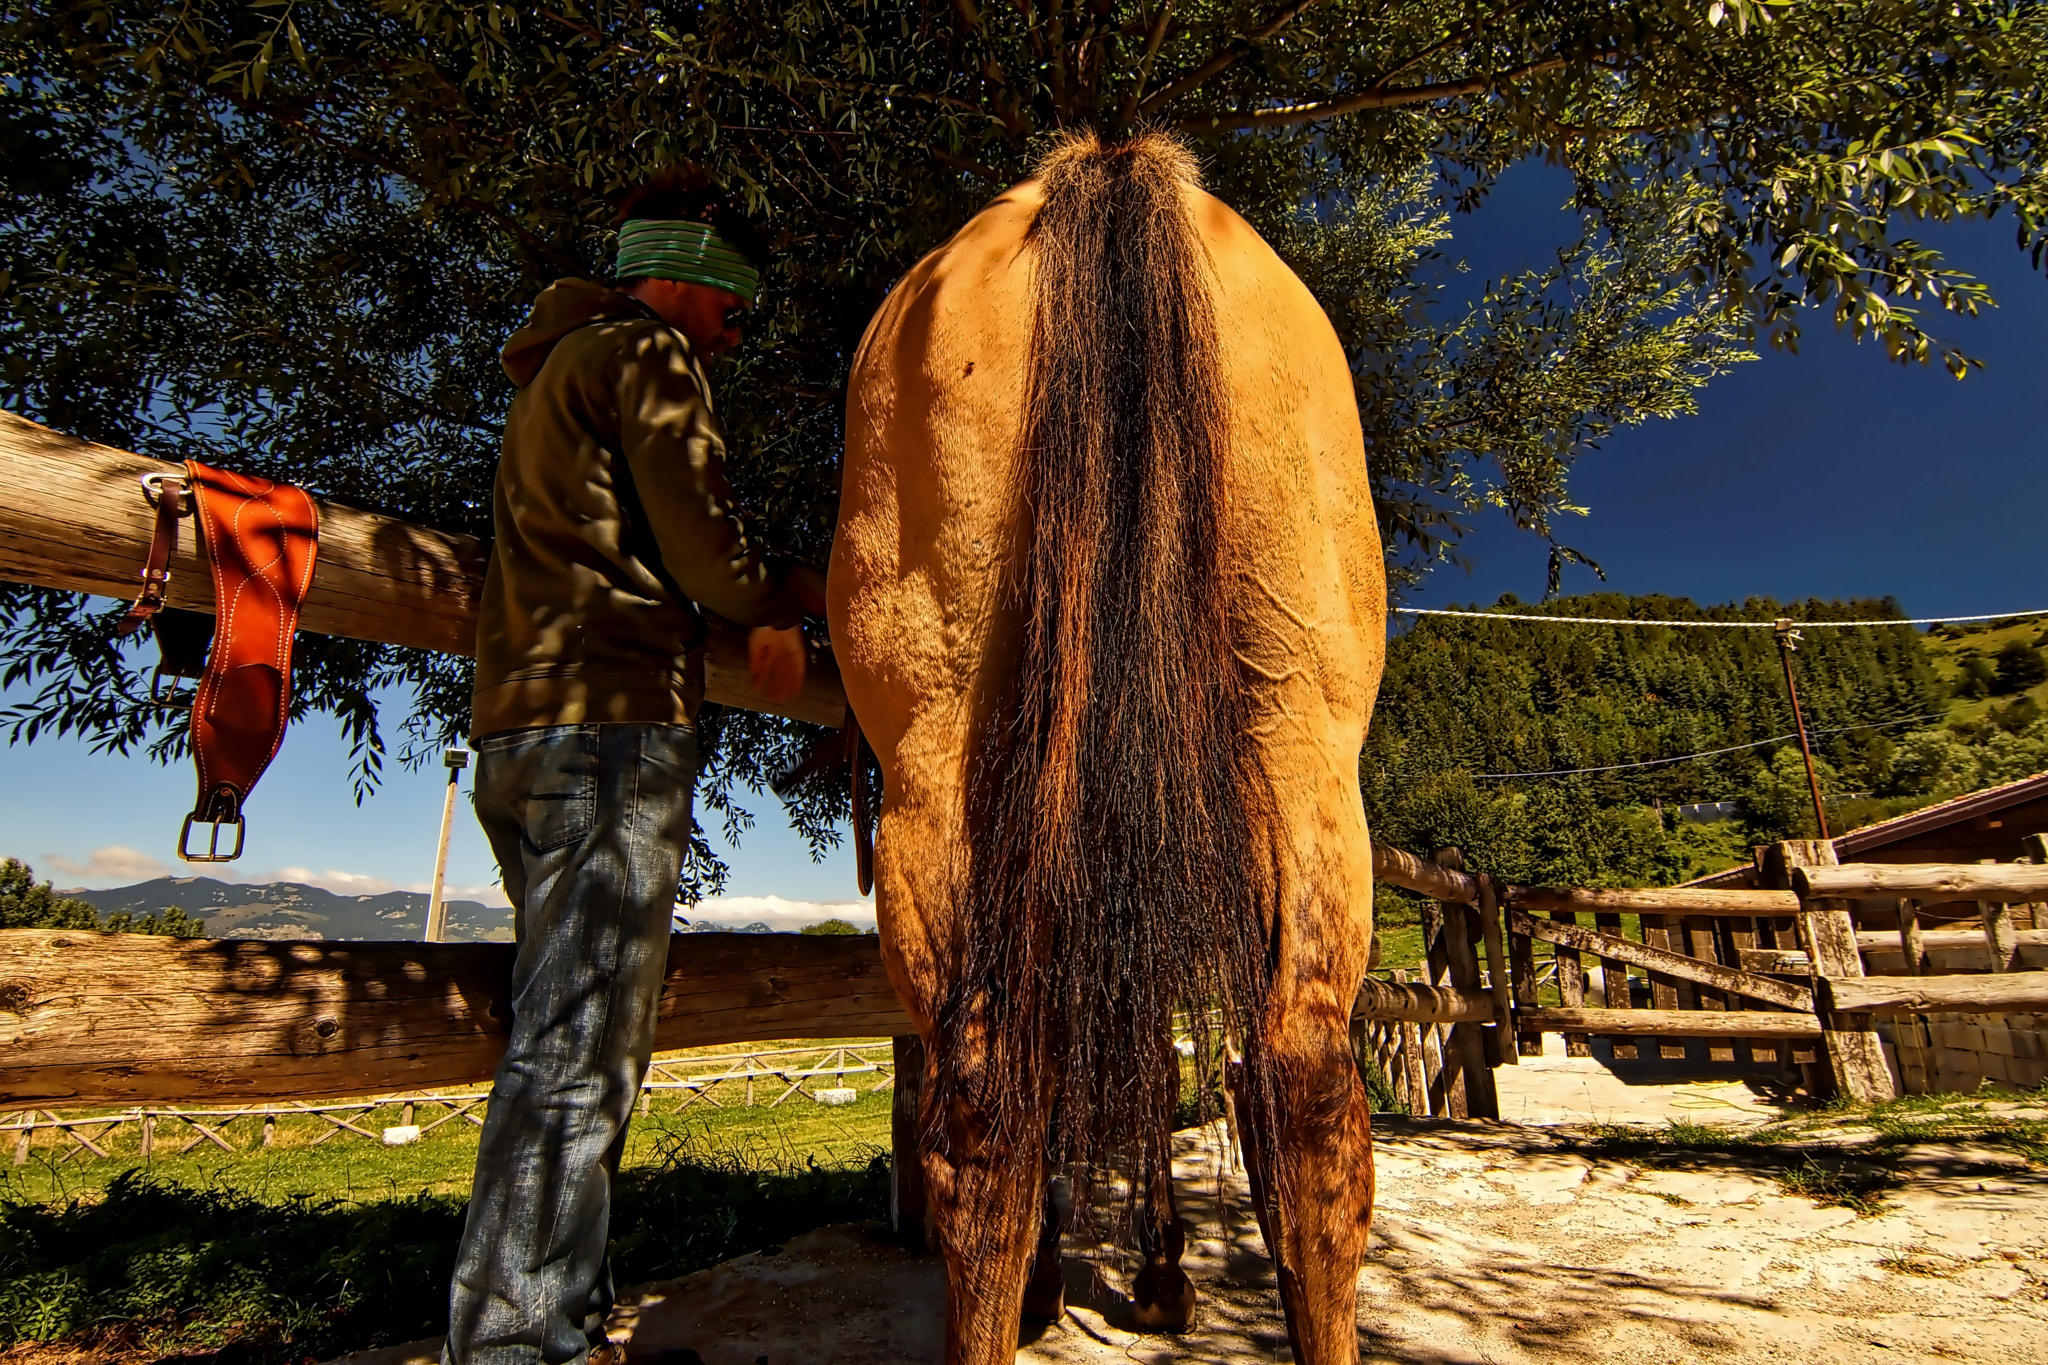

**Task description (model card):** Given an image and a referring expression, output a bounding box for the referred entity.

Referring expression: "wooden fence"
[1357,839,2048,1117]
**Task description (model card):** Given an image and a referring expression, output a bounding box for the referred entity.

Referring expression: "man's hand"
[748,625,807,703]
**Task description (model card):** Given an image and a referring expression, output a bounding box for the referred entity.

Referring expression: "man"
[447,172,822,1365]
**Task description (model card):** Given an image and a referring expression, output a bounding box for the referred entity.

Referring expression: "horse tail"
[943,131,1277,1190]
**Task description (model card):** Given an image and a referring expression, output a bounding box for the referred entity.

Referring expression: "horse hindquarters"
[839,128,1382,1363]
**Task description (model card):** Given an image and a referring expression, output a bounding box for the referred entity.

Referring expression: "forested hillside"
[1361,594,2048,888]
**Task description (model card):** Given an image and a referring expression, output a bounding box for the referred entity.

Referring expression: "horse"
[827,131,1386,1364]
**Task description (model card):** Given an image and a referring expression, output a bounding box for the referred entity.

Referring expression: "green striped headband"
[615,219,761,304]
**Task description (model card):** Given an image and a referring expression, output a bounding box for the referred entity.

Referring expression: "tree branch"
[224,95,588,276]
[1177,53,1569,131]
[690,60,987,117]
[1135,0,1325,118]
[1119,0,1176,127]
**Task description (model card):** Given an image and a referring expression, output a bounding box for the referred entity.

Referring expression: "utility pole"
[1773,618,1830,841]
[424,748,471,942]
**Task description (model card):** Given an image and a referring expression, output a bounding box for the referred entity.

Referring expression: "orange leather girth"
[177,461,320,862]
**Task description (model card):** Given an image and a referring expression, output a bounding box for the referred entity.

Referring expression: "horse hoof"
[1130,1270,1197,1333]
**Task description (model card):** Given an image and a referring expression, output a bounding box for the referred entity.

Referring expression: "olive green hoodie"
[471,278,801,735]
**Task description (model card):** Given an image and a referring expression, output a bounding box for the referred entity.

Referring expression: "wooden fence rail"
[0,410,846,727]
[0,931,911,1106]
[1363,840,2048,1113]
[6,830,2043,1118]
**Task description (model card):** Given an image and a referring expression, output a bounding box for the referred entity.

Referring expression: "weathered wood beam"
[1796,862,2048,902]
[1508,908,1814,1012]
[1819,971,2048,1016]
[1853,927,2048,952]
[0,409,847,727]
[1737,947,1812,974]
[0,929,910,1106]
[1509,885,1800,916]
[1774,840,1894,1103]
[1520,1008,1822,1038]
[1370,844,1480,905]
[1350,976,1495,1025]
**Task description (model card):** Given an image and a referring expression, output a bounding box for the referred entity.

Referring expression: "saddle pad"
[179,460,320,861]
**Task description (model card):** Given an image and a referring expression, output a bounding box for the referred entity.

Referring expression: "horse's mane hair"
[936,130,1280,1219]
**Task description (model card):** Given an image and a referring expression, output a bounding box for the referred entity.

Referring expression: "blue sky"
[4,162,2043,914]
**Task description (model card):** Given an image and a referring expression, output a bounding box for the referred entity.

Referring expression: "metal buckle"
[149,665,197,708]
[179,789,245,862]
[140,471,192,512]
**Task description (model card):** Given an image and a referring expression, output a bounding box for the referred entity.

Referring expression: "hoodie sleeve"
[613,326,803,630]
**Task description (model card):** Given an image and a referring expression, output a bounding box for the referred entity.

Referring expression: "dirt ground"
[339,1053,2048,1365]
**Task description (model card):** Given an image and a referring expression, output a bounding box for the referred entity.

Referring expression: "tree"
[1737,745,1838,843]
[4,2,2044,882]
[0,857,207,935]
[1994,640,2048,694]
[799,917,865,935]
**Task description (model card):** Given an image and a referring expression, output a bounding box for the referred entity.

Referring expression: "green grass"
[1772,1156,1899,1215]
[1921,617,2048,724]
[0,1076,896,1364]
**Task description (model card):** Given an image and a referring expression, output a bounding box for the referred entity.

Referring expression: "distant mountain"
[677,919,777,934]
[59,877,514,942]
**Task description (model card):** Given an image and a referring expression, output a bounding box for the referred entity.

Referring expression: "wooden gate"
[1355,840,2048,1117]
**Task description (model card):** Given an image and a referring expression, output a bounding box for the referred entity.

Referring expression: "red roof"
[1833,771,2048,856]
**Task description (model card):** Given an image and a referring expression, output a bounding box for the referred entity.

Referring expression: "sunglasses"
[723,304,751,329]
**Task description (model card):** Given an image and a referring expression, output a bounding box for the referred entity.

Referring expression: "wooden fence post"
[1508,910,1543,1058]
[1592,911,1636,1059]
[1897,899,1925,976]
[1418,898,1464,1118]
[890,1034,930,1251]
[1392,969,1428,1114]
[1770,840,1895,1102]
[1476,877,1519,1065]
[1978,896,2019,972]
[1548,910,1590,1056]
[1433,850,1500,1120]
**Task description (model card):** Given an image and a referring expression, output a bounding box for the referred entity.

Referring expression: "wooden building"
[1693,772,2048,929]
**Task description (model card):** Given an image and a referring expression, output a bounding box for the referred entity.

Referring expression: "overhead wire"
[1375,712,1948,781]
[1392,605,2048,628]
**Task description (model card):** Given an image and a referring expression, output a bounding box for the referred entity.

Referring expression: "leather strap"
[177,461,320,862]
[848,715,874,897]
[115,474,192,638]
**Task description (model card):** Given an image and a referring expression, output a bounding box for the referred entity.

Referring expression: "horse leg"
[922,1052,1049,1365]
[1230,999,1374,1364]
[1020,1172,1066,1324]
[1130,1164,1197,1331]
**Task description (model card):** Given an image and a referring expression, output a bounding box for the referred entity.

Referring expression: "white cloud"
[44,846,171,883]
[258,865,400,895]
[683,894,874,932]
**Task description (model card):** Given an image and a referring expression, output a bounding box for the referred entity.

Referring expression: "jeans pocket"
[522,729,599,853]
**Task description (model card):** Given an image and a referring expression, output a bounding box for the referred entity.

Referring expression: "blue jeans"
[445,723,699,1365]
